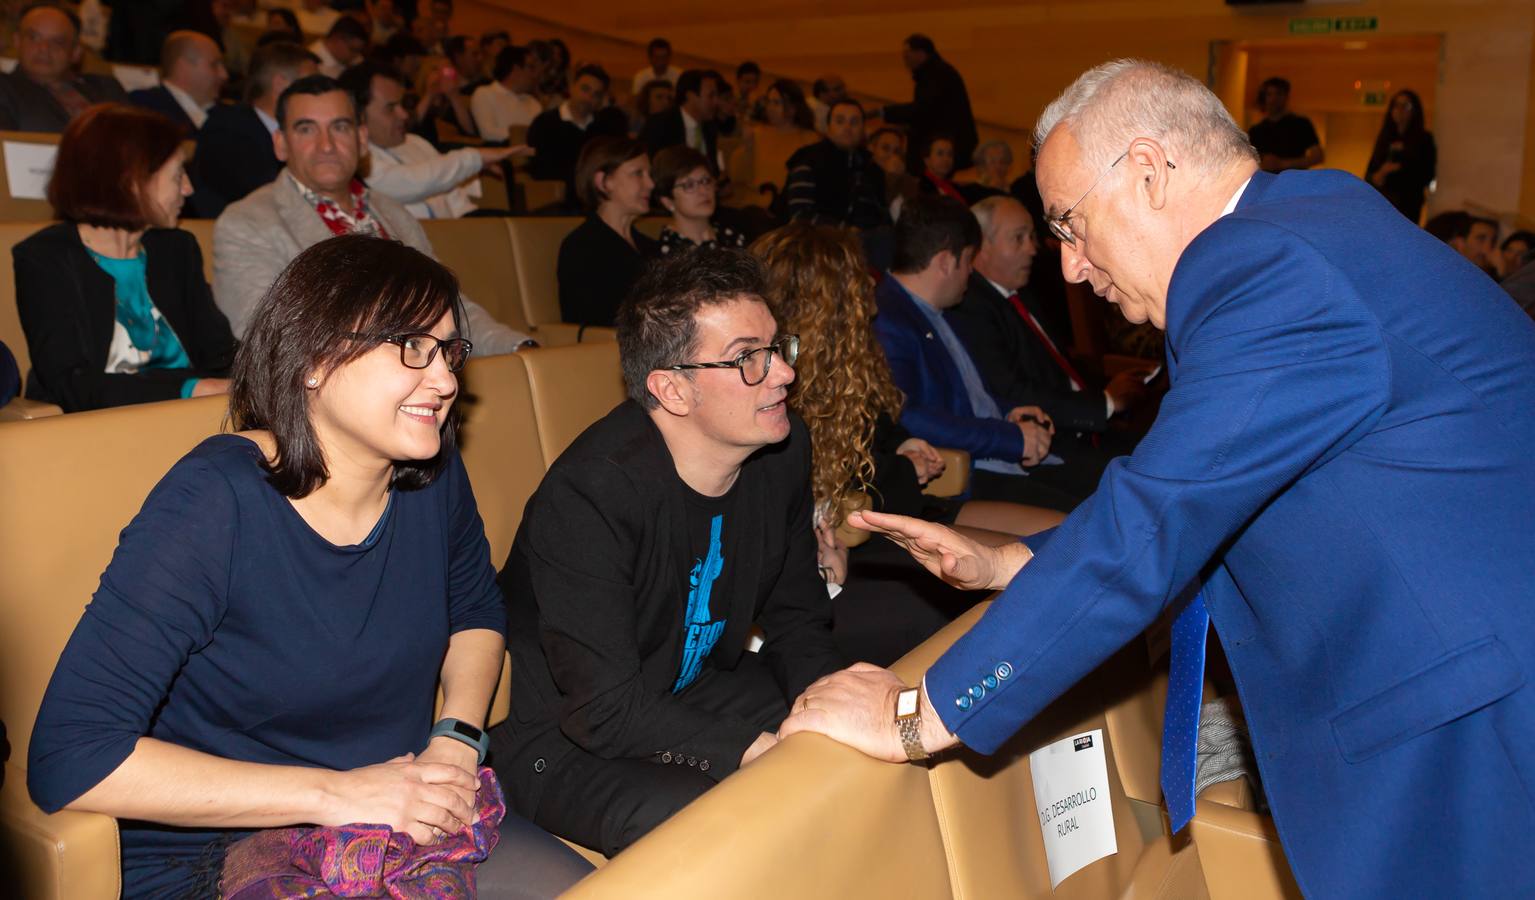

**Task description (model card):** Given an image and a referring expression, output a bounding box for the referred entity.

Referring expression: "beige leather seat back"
[421,218,530,333]
[177,219,217,284]
[515,341,625,467]
[0,221,44,378]
[889,605,1153,899]
[505,216,581,329]
[455,352,548,570]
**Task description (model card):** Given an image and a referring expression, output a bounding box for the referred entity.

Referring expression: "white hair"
[974,139,1013,166]
[1033,59,1255,173]
[971,194,1025,239]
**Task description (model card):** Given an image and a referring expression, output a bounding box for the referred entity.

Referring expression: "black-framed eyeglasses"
[666,334,799,386]
[1045,150,1176,248]
[346,332,473,372]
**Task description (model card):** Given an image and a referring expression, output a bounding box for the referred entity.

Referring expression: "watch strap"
[895,689,929,762]
[429,718,489,765]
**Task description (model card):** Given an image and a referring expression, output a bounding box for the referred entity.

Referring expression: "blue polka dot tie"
[1161,589,1209,833]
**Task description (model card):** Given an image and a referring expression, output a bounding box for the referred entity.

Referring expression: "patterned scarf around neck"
[292,174,392,240]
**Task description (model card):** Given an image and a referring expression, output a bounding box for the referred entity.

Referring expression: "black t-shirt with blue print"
[673,482,743,693]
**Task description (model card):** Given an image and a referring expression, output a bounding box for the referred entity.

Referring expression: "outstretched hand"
[846,509,1029,592]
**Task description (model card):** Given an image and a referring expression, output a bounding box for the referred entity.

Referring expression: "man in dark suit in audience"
[489,249,842,858]
[526,64,625,203]
[0,4,126,132]
[874,34,977,172]
[187,41,318,219]
[128,30,228,135]
[947,195,1146,443]
[783,98,888,230]
[639,69,720,167]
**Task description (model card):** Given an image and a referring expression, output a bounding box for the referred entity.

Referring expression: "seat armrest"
[0,761,120,900]
[529,324,616,348]
[1188,799,1302,900]
[922,447,970,497]
[1121,834,1210,900]
[0,398,64,421]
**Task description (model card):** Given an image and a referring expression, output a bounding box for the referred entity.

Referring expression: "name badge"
[1028,728,1118,888]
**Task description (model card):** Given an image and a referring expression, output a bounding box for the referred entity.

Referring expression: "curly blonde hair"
[751,223,904,526]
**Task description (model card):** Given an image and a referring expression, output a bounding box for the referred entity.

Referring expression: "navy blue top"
[28,434,506,898]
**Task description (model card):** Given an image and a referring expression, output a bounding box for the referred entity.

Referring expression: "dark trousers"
[511,653,789,858]
[834,538,984,667]
[969,469,1082,512]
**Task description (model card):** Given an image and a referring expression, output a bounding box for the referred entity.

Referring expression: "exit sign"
[1289,16,1379,35]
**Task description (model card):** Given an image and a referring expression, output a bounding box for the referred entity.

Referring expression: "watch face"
[896,688,919,717]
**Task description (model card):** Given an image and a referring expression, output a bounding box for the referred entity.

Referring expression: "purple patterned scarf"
[220,768,505,899]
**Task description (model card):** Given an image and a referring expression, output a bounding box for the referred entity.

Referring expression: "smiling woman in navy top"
[28,235,592,898]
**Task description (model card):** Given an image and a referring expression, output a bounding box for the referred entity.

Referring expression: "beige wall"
[460,0,1535,220]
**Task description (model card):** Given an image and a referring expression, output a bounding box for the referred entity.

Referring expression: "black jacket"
[638,108,719,165]
[495,401,842,810]
[882,54,978,171]
[945,273,1107,434]
[526,107,627,201]
[128,85,198,135]
[14,224,236,411]
[187,104,282,219]
[782,139,888,230]
[556,216,658,327]
[0,70,126,132]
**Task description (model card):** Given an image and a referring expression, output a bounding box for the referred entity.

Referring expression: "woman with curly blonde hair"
[753,223,1060,663]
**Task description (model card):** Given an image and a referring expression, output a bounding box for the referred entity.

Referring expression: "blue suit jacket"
[927,170,1535,896]
[872,275,1023,463]
[128,85,197,135]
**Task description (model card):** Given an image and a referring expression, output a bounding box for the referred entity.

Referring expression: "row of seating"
[0,338,1300,898]
[0,213,645,420]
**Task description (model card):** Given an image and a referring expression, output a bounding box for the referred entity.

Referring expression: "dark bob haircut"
[48,103,185,230]
[229,234,466,499]
[617,248,768,410]
[651,145,712,201]
[277,73,352,128]
[574,135,648,211]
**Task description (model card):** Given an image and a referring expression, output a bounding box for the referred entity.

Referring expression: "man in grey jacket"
[213,74,532,353]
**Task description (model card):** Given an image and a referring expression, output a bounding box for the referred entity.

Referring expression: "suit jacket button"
[700,760,711,772]
[995,662,1014,680]
[686,756,697,767]
[968,684,985,700]
[661,751,673,764]
[533,757,546,773]
[956,695,973,711]
[983,674,998,690]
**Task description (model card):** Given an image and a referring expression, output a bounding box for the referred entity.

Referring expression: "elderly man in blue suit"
[781,59,1535,896]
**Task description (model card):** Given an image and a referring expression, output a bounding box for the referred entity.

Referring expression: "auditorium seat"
[515,340,625,464]
[0,220,62,419]
[420,217,532,334]
[455,352,552,568]
[505,216,586,346]
[0,131,58,221]
[177,219,216,284]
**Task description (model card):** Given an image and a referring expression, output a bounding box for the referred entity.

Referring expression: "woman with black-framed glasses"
[28,235,593,899]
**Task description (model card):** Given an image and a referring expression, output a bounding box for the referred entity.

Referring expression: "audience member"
[1365,89,1436,223]
[917,134,965,203]
[28,234,593,899]
[734,60,760,121]
[738,78,817,195]
[470,45,542,141]
[0,4,127,132]
[488,248,843,857]
[410,10,445,55]
[753,221,1063,662]
[128,30,228,134]
[869,125,919,207]
[876,35,978,171]
[344,62,524,219]
[184,0,253,79]
[369,0,403,43]
[654,146,745,255]
[376,31,426,78]
[430,0,455,33]
[961,139,1012,204]
[629,76,673,136]
[0,337,18,408]
[1426,210,1499,275]
[188,41,318,218]
[1499,238,1535,319]
[947,196,1144,458]
[264,7,302,42]
[640,69,721,165]
[480,29,510,62]
[782,61,1535,900]
[632,36,681,95]
[527,64,624,198]
[783,98,888,230]
[444,34,485,94]
[213,74,531,351]
[14,104,234,412]
[556,136,659,327]
[1497,229,1533,278]
[310,15,369,78]
[1250,76,1323,172]
[808,74,846,134]
[872,194,1079,511]
[411,54,479,144]
[540,38,571,99]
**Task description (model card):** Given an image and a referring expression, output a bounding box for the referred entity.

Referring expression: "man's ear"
[645,370,694,417]
[1128,137,1171,211]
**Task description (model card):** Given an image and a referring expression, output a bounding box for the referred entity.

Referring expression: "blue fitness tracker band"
[429,718,489,765]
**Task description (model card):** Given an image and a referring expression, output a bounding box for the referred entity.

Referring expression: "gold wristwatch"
[896,687,929,761]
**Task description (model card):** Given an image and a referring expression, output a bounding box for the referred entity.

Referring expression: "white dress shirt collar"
[163,81,210,129]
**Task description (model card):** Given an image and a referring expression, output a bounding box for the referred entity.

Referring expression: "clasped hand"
[327,738,481,847]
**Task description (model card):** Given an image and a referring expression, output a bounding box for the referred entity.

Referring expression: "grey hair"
[1033,59,1255,172]
[974,139,1013,166]
[971,194,1026,239]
